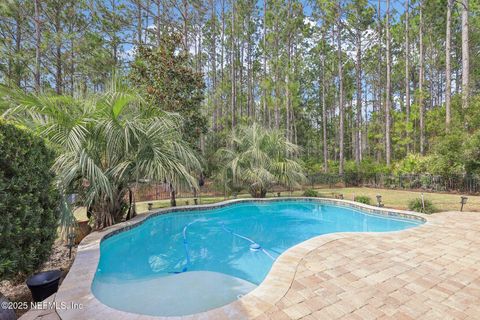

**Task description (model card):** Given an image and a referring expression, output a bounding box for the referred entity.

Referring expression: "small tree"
[130,34,207,147]
[0,121,59,280]
[216,124,305,197]
[1,83,201,229]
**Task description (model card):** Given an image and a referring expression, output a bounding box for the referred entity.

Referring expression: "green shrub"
[344,158,391,186]
[428,132,465,176]
[301,158,324,175]
[408,198,437,214]
[303,189,319,197]
[0,121,60,280]
[392,153,430,175]
[355,195,372,205]
[464,130,480,175]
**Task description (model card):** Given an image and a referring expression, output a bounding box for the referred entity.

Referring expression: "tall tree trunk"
[285,0,292,142]
[55,43,62,94]
[183,0,188,50]
[419,2,425,155]
[321,31,328,173]
[263,0,268,127]
[455,44,460,95]
[211,0,217,131]
[239,40,243,118]
[230,0,236,129]
[445,0,452,130]
[34,0,41,92]
[461,0,469,110]
[198,25,202,80]
[405,0,411,151]
[351,100,355,160]
[136,0,142,45]
[70,36,74,95]
[111,0,119,68]
[337,10,344,175]
[355,17,362,164]
[376,0,383,162]
[145,0,151,43]
[156,0,161,45]
[170,183,176,207]
[247,34,253,121]
[14,13,22,88]
[219,0,225,131]
[274,17,280,130]
[385,0,392,165]
[54,4,63,95]
[364,84,369,155]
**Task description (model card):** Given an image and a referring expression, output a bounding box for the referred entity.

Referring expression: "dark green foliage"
[343,159,390,185]
[303,189,318,197]
[215,124,305,198]
[464,131,480,175]
[301,159,324,175]
[0,121,59,280]
[408,198,437,214]
[428,131,465,176]
[392,154,430,175]
[355,195,372,205]
[129,34,207,147]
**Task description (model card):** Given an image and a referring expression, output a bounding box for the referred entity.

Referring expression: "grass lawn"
[73,187,479,221]
[315,187,480,212]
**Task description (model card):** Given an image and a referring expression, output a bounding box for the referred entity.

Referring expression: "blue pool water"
[92,200,422,316]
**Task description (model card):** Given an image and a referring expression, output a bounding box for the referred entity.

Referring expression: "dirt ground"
[0,240,77,318]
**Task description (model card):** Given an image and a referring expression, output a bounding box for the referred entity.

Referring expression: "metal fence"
[132,181,226,202]
[132,179,334,202]
[132,173,480,202]
[374,174,480,194]
[308,173,480,194]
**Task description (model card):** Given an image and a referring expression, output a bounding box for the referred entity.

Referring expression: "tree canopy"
[1,0,480,177]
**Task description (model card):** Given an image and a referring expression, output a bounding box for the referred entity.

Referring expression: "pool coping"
[55,197,428,320]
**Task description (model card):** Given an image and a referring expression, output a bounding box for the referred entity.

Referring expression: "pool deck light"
[376,195,384,207]
[460,196,468,211]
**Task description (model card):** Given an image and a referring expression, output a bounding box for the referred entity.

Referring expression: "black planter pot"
[26,270,62,302]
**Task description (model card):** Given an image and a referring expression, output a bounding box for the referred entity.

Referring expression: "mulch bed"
[0,240,77,318]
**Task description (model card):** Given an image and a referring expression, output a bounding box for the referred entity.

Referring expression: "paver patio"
[254,211,480,320]
[20,208,480,320]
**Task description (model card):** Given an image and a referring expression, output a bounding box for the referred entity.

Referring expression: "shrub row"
[0,121,59,280]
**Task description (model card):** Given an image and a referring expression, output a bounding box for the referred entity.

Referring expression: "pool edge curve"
[55,198,428,320]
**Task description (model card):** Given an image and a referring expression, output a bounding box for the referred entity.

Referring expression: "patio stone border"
[55,197,427,320]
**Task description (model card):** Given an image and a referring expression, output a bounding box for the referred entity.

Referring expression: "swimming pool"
[92,199,422,316]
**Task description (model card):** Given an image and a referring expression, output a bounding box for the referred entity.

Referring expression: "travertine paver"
[19,294,60,320]
[254,211,480,320]
[19,199,480,320]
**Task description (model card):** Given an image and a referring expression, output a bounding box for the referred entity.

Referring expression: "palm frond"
[215,123,305,196]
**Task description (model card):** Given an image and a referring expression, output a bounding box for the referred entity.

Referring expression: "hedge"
[0,121,59,280]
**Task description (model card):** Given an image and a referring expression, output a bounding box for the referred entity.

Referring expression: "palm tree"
[0,82,201,229]
[216,124,305,197]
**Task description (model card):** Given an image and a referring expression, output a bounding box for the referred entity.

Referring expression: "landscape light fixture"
[67,232,76,259]
[421,193,425,213]
[376,195,384,207]
[460,196,468,212]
